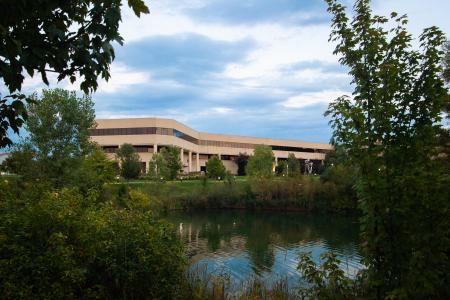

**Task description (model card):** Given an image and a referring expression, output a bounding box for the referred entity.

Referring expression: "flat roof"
[94,117,331,150]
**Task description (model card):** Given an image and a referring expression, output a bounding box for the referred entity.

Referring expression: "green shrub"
[205,155,226,179]
[0,183,185,299]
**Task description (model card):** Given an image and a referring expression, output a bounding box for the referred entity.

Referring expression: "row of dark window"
[199,140,256,149]
[90,127,328,154]
[271,145,327,153]
[103,145,151,153]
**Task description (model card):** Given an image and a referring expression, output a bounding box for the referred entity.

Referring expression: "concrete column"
[180,148,184,172]
[196,152,200,172]
[188,151,192,173]
[218,153,221,159]
[154,144,158,154]
[273,156,278,172]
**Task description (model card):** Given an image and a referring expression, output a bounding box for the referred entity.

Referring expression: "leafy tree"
[286,153,300,177]
[160,146,183,180]
[0,0,149,147]
[116,143,141,180]
[320,146,358,211]
[236,152,249,176]
[443,40,450,84]
[77,146,117,192]
[205,155,226,179]
[246,145,274,178]
[325,0,449,298]
[275,160,287,176]
[148,153,170,180]
[1,143,38,180]
[6,89,95,186]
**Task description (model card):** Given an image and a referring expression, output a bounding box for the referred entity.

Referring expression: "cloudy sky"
[12,0,450,143]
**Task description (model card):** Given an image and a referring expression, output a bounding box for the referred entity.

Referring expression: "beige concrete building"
[90,117,332,175]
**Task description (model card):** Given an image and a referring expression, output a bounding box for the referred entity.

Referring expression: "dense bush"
[205,155,226,179]
[116,143,142,180]
[172,176,358,212]
[0,181,185,300]
[246,145,274,178]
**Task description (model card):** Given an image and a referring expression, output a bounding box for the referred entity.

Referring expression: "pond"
[164,210,363,286]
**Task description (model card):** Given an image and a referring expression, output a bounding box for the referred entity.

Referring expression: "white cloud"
[96,63,150,93]
[211,107,233,114]
[282,90,349,108]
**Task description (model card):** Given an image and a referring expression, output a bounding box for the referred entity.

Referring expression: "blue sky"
[6,0,450,144]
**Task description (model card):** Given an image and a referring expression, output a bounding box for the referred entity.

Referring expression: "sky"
[5,0,450,144]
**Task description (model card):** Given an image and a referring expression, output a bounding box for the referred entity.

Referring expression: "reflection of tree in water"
[164,210,360,272]
[242,216,275,274]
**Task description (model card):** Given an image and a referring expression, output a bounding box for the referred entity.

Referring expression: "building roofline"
[94,117,331,148]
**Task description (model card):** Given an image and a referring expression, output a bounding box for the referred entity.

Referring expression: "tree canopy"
[160,146,183,180]
[148,153,170,180]
[205,155,226,179]
[286,153,300,177]
[4,89,96,186]
[236,153,249,176]
[325,0,449,298]
[116,143,142,180]
[0,0,149,147]
[246,145,274,178]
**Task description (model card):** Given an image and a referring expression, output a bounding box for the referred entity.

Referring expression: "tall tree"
[246,145,274,178]
[0,0,149,147]
[286,153,300,177]
[236,153,249,176]
[160,146,182,180]
[9,89,96,185]
[77,145,117,192]
[325,0,449,298]
[116,143,141,180]
[148,153,169,180]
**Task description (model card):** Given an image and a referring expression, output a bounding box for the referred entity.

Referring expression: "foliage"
[116,143,142,180]
[297,252,361,299]
[206,155,226,179]
[184,265,294,300]
[0,0,149,147]
[76,145,117,192]
[236,152,249,176]
[1,142,38,180]
[160,145,183,180]
[443,40,450,84]
[325,0,450,298]
[29,89,96,185]
[286,153,300,177]
[246,145,275,178]
[0,181,185,300]
[148,153,170,180]
[3,89,96,186]
[130,176,354,213]
[442,40,450,121]
[0,94,31,147]
[275,160,287,176]
[320,146,358,211]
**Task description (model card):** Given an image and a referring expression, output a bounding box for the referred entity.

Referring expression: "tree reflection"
[164,210,360,276]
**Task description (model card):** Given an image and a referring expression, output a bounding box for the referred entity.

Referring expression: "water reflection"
[165,210,362,285]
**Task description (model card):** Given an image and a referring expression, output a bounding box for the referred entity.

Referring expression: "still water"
[165,210,363,286]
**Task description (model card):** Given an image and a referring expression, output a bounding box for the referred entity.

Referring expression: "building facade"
[89,117,332,175]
